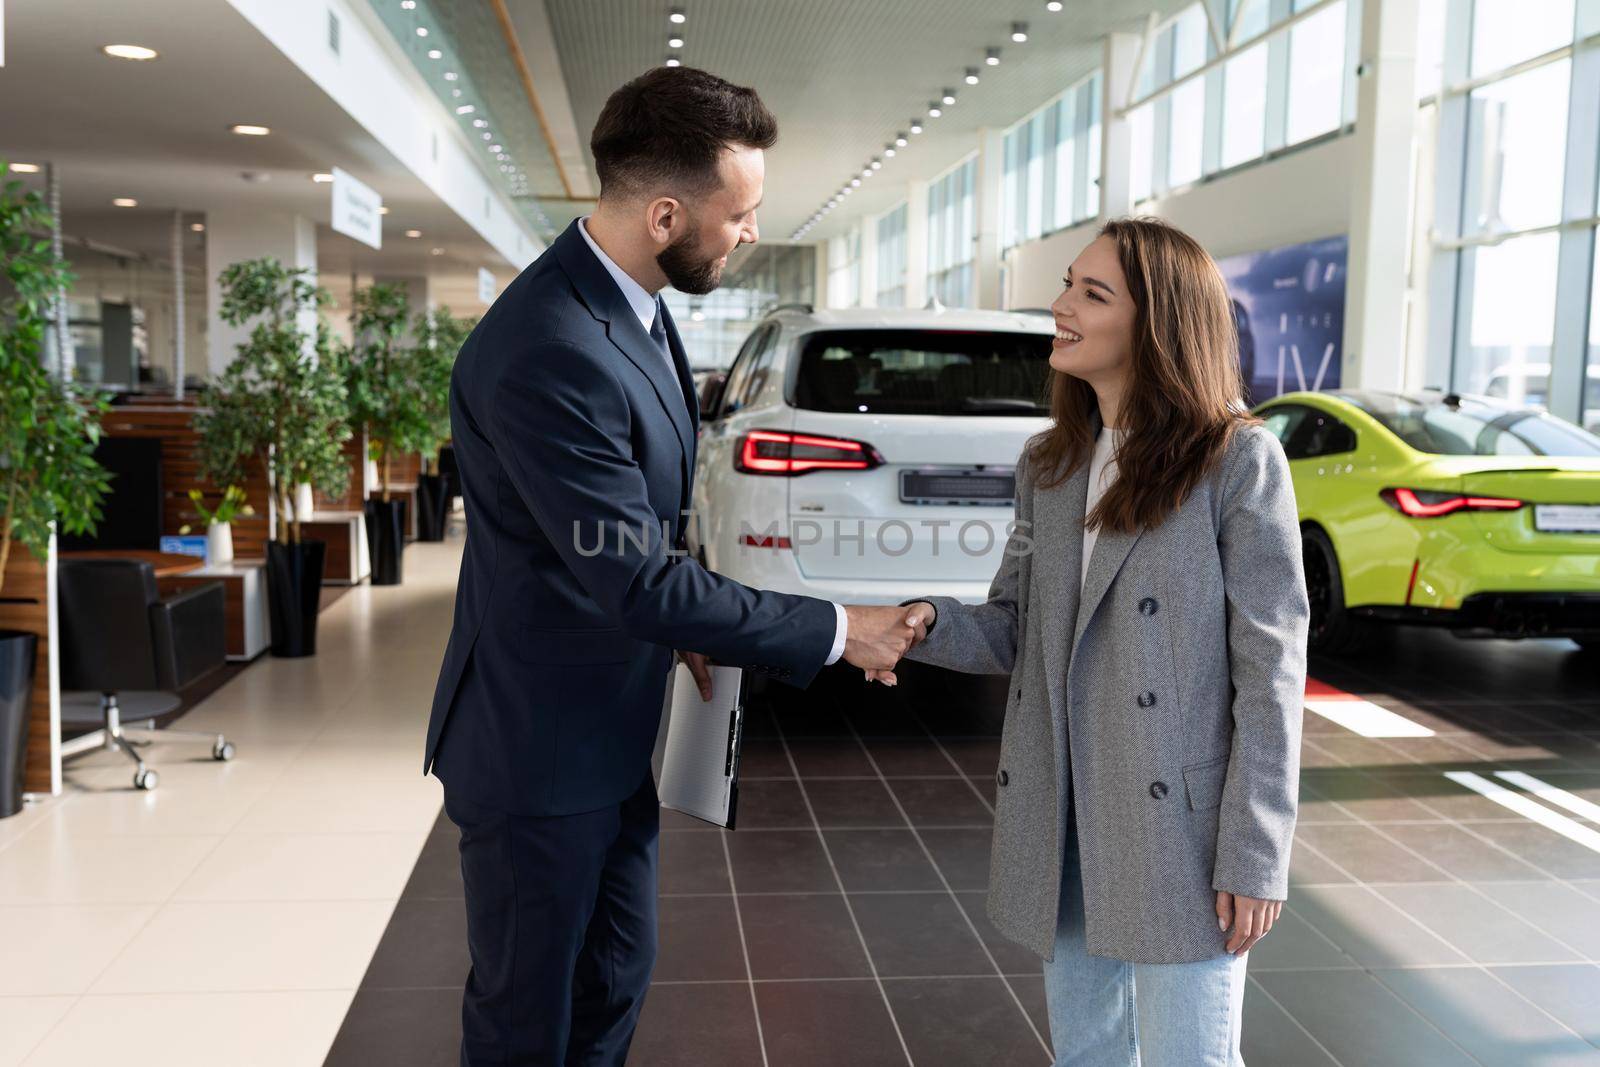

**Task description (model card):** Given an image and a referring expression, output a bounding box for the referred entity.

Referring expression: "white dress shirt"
[1081,426,1125,590]
[576,218,849,664]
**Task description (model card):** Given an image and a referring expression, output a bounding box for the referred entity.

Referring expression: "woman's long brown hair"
[1028,216,1260,534]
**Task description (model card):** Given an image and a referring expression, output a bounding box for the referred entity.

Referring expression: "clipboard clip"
[723,703,743,778]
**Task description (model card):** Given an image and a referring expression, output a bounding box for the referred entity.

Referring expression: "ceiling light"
[378,207,390,215]
[312,173,334,183]
[910,120,923,134]
[452,88,462,97]
[473,118,487,128]
[884,147,896,157]
[665,56,681,67]
[112,198,138,208]
[863,169,874,178]
[690,310,705,322]
[668,34,684,48]
[895,133,908,146]
[965,67,980,85]
[456,104,475,115]
[10,163,40,174]
[928,104,942,117]
[850,178,861,187]
[669,6,686,23]
[401,0,416,7]
[870,158,882,170]
[942,88,957,105]
[427,49,443,59]
[1011,21,1029,42]
[444,71,459,81]
[489,143,502,152]
[102,44,159,61]
[230,124,271,136]
[406,229,422,238]
[481,132,492,140]
[986,47,1002,65]
[430,247,445,256]
[1046,0,1063,9]
[415,26,429,37]
[191,222,205,232]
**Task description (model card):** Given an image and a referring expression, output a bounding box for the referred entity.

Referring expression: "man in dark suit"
[424,66,918,1066]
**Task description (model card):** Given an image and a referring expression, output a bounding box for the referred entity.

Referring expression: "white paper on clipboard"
[658,663,746,828]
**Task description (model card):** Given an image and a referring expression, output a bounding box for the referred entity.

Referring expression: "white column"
[812,239,829,308]
[1343,0,1420,392]
[973,128,1006,310]
[205,211,318,377]
[904,179,930,309]
[858,217,879,308]
[1099,33,1144,220]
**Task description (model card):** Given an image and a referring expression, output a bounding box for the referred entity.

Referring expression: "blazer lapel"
[659,301,699,479]
[1070,414,1144,660]
[1038,457,1089,727]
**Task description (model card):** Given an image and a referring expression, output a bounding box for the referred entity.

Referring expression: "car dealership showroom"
[2,0,1600,1064]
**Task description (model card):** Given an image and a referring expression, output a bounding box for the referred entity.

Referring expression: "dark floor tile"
[1476,881,1600,959]
[956,892,1044,976]
[785,738,875,777]
[849,892,994,977]
[323,987,461,1067]
[755,979,907,1067]
[847,702,932,739]
[1293,823,1451,883]
[889,778,992,827]
[401,829,465,899]
[1487,964,1600,1046]
[804,778,904,828]
[1244,906,1351,972]
[774,706,853,739]
[1240,978,1340,1066]
[739,738,794,778]
[661,806,720,830]
[883,977,1051,1065]
[738,893,872,980]
[823,828,942,892]
[360,898,470,990]
[1287,841,1356,886]
[1374,883,1580,964]
[725,829,836,893]
[1377,823,1546,881]
[1375,968,1600,1067]
[939,738,1002,777]
[735,778,813,829]
[631,981,764,1066]
[919,828,994,892]
[1254,970,1480,1067]
[1287,886,1467,967]
[969,772,998,809]
[655,895,749,982]
[1295,771,1442,822]
[1010,974,1050,1048]
[1468,820,1600,879]
[863,737,960,776]
[659,829,732,895]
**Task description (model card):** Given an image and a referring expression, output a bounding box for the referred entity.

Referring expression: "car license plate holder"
[1533,504,1600,534]
[899,468,1016,506]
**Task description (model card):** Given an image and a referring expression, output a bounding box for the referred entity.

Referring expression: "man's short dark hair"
[590,66,777,200]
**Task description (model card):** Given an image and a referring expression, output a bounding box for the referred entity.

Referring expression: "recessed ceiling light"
[665,56,681,67]
[669,6,686,23]
[230,124,271,136]
[427,49,442,59]
[405,229,422,238]
[481,132,492,140]
[102,44,159,61]
[10,163,40,174]
[928,104,942,117]
[191,222,205,232]
[415,27,428,37]
[489,143,502,152]
[895,134,909,147]
[112,198,138,208]
[965,68,980,85]
[378,207,390,215]
[1046,0,1063,10]
[850,178,861,187]
[1011,21,1029,42]
[312,173,334,183]
[456,104,475,115]
[884,147,896,157]
[452,88,462,97]
[668,34,684,48]
[430,247,445,256]
[444,71,459,81]
[870,159,882,170]
[690,310,705,321]
[472,118,487,128]
[401,0,416,7]
[986,47,1002,66]
[942,88,957,105]
[910,120,923,134]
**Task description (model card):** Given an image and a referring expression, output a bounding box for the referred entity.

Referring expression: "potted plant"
[412,306,473,542]
[341,284,434,583]
[178,486,254,566]
[0,161,111,815]
[196,257,350,657]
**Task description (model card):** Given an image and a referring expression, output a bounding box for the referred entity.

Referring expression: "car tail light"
[1380,487,1524,518]
[734,430,884,476]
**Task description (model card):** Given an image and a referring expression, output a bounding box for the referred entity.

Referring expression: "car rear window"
[792,329,1051,416]
[1338,393,1600,456]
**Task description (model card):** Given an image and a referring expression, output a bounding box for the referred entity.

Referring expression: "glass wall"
[927,156,977,307]
[826,227,862,309]
[1001,72,1102,252]
[876,203,908,308]
[665,242,815,370]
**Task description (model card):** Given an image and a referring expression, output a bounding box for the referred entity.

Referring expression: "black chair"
[57,560,235,791]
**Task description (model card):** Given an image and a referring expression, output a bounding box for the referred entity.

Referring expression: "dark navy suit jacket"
[425,221,836,816]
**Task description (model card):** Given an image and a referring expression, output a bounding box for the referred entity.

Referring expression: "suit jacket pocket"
[1182,755,1230,812]
[517,627,632,665]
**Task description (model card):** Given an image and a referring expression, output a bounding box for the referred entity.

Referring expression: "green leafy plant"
[411,306,473,475]
[0,160,111,597]
[178,486,254,534]
[194,257,350,544]
[341,284,434,501]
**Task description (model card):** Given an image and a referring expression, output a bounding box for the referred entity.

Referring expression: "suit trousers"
[445,773,660,1066]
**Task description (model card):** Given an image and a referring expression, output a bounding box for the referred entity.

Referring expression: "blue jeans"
[1044,823,1247,1066]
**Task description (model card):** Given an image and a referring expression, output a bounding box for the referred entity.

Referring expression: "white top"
[1081,427,1125,589]
[577,217,848,663]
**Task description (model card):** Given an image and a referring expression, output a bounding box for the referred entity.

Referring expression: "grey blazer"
[907,415,1308,964]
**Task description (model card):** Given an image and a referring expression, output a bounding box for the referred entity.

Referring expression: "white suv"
[688,305,1056,606]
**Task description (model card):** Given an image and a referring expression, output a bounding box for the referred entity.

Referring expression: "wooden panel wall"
[1,545,54,795]
[99,405,273,560]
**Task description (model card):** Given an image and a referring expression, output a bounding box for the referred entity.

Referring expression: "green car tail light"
[1380,487,1525,518]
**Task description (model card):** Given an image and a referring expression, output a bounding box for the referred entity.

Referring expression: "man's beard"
[657,229,725,295]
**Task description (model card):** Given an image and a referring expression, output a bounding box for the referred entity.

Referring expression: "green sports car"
[1250,390,1600,654]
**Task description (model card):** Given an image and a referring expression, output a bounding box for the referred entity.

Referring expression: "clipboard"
[658,662,747,829]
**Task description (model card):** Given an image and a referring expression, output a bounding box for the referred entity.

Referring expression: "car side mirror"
[699,373,728,420]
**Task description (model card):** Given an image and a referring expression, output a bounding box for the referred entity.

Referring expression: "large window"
[927,156,977,307]
[876,204,908,308]
[826,227,861,309]
[1463,61,1571,235]
[1287,1,1347,144]
[1001,73,1102,252]
[1469,0,1575,76]
[1588,244,1600,433]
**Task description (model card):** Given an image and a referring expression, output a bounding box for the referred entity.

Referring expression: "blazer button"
[1139,597,1159,616]
[1137,691,1157,709]
[1149,781,1168,800]
[997,769,1010,787]
[1015,689,1023,701]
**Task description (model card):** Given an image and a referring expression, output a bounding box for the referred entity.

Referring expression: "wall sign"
[1216,234,1348,406]
[331,167,383,250]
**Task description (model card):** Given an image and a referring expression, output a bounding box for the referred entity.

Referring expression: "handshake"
[842,602,937,686]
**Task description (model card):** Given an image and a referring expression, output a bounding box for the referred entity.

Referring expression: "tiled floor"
[5,529,1600,1065]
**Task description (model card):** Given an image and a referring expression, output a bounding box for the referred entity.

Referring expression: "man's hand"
[1217,891,1283,955]
[677,650,713,701]
[843,603,925,683]
[863,602,934,686]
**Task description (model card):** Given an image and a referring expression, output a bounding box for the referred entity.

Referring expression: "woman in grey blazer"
[883,217,1308,1065]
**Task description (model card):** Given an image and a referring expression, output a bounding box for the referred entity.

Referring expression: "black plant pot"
[416,473,451,542]
[0,630,39,819]
[266,539,327,658]
[365,498,407,586]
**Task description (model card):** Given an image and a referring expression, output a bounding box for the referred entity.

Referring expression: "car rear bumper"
[1354,593,1600,639]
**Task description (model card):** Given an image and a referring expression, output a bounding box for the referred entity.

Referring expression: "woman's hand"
[1216,891,1282,955]
[862,602,936,685]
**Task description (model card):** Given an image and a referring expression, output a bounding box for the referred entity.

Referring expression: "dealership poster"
[1216,234,1347,405]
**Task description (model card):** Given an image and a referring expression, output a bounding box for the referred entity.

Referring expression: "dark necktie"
[649,299,672,370]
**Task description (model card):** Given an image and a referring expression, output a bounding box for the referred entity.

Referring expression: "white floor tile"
[61,740,308,793]
[0,997,76,1067]
[173,832,426,901]
[275,739,433,786]
[0,831,220,904]
[89,899,396,993]
[45,783,269,838]
[0,799,56,855]
[0,905,157,995]
[232,779,441,835]
[19,990,354,1067]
